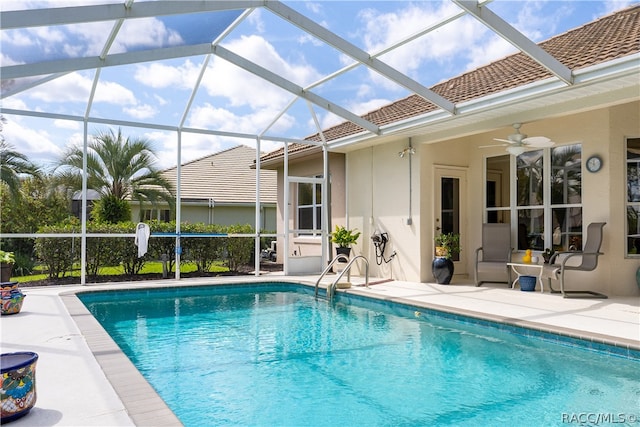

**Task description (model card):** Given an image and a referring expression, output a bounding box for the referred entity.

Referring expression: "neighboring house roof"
[161,145,277,205]
[72,189,101,201]
[261,4,640,164]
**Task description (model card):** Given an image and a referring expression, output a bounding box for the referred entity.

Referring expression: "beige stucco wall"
[130,204,277,230]
[345,101,640,296]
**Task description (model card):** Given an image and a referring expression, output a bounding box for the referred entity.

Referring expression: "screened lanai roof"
[2,1,639,168]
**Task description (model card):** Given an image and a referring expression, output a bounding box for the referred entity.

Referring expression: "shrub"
[35,222,80,278]
[91,195,131,224]
[225,224,255,272]
[181,223,224,273]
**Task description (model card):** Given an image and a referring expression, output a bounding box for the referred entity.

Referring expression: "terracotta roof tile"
[261,5,639,162]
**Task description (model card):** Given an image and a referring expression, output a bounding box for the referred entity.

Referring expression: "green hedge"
[34,221,260,278]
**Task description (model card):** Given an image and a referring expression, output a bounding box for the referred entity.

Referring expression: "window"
[297,177,322,236]
[141,209,170,222]
[627,137,640,256]
[485,144,582,252]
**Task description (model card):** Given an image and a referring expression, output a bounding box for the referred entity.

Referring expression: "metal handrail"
[314,254,349,299]
[314,254,369,301]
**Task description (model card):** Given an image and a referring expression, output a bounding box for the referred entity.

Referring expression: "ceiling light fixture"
[506,145,526,156]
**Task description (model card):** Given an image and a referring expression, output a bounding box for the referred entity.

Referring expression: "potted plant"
[331,225,361,262]
[434,233,460,259]
[0,250,15,283]
[432,233,460,284]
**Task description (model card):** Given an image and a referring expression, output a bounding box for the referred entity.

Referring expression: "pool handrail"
[315,255,369,300]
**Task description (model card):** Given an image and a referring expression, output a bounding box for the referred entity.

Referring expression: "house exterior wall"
[131,204,277,230]
[345,101,639,296]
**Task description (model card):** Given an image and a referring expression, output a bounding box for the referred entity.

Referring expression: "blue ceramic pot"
[432,257,454,284]
[1,352,39,423]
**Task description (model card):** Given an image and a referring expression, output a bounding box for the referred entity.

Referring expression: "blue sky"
[1,0,636,170]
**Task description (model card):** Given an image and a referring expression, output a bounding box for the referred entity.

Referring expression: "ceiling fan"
[480,123,555,155]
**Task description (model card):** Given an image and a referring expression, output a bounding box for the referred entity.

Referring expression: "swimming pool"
[79,283,640,426]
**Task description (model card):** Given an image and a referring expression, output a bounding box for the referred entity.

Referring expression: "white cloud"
[124,104,157,120]
[53,119,81,130]
[201,35,322,110]
[187,103,295,136]
[110,18,184,54]
[25,72,137,106]
[358,2,497,86]
[3,119,64,169]
[602,0,635,14]
[143,130,228,169]
[134,61,200,90]
[247,9,266,34]
[1,29,33,47]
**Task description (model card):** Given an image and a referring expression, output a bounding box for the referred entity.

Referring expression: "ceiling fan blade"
[493,138,516,144]
[479,144,507,149]
[523,136,554,147]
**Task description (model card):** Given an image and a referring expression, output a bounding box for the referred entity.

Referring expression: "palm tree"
[56,128,174,222]
[0,140,42,199]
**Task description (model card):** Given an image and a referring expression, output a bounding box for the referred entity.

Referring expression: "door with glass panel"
[434,167,467,275]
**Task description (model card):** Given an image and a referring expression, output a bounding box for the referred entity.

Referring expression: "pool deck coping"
[2,274,639,426]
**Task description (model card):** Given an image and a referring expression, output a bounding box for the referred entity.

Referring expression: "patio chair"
[542,222,607,299]
[475,223,512,287]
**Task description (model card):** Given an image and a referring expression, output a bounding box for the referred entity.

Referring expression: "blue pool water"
[79,283,640,427]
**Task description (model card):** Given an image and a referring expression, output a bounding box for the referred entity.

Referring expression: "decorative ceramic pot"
[1,282,19,298]
[335,247,351,263]
[1,283,25,315]
[1,352,38,423]
[432,257,454,284]
[434,246,449,258]
[519,275,537,292]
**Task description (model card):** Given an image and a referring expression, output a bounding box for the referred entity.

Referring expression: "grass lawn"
[11,261,230,283]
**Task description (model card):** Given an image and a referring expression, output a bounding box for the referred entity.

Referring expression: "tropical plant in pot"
[432,233,460,284]
[0,250,15,282]
[331,225,361,262]
[434,233,460,259]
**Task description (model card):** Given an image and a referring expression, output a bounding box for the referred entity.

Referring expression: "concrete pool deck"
[2,274,639,426]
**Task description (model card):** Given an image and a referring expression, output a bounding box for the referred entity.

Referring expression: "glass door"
[434,167,467,273]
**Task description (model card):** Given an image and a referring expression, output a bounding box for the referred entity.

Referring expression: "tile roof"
[261,4,639,163]
[162,145,277,204]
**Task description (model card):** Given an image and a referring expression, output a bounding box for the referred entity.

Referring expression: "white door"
[434,167,467,275]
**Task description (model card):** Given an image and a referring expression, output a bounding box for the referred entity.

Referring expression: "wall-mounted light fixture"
[398,147,416,158]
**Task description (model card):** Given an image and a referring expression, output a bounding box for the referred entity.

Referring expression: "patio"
[2,275,638,426]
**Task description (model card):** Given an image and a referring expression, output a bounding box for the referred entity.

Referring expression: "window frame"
[484,143,583,252]
[296,175,323,237]
[626,137,640,257]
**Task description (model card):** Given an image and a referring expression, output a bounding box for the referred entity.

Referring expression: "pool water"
[80,284,640,427]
